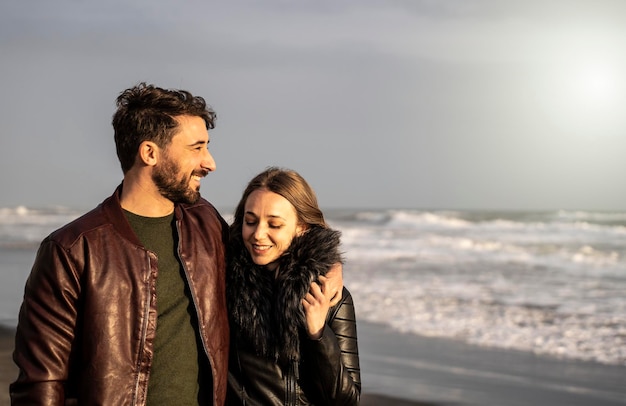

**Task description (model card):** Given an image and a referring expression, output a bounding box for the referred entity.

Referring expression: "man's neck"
[120,175,175,217]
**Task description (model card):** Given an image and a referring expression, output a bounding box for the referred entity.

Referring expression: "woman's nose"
[253,223,267,239]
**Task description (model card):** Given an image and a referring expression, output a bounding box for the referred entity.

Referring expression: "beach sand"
[2,322,625,406]
[1,327,15,406]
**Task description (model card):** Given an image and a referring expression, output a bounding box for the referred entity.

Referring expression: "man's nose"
[202,148,216,172]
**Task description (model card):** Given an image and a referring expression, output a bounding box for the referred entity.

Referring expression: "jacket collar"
[101,184,189,247]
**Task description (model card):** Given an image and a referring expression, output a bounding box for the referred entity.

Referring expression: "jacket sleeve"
[302,287,361,405]
[10,238,80,405]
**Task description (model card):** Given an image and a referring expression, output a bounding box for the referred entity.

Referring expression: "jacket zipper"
[134,253,154,406]
[175,220,215,400]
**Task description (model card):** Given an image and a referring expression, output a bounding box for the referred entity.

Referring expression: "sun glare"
[573,64,618,105]
[535,57,625,136]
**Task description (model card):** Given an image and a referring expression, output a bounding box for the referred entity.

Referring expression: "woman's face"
[242,189,305,270]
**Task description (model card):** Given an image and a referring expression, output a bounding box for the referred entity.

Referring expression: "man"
[10,83,344,405]
[11,83,229,405]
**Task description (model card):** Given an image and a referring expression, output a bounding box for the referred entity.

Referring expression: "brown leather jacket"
[10,186,230,405]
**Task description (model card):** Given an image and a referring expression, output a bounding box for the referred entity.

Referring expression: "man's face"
[152,115,216,204]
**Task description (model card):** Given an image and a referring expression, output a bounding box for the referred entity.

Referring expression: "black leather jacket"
[226,227,361,405]
[11,186,230,405]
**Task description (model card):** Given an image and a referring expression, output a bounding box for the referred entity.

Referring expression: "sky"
[1,0,625,211]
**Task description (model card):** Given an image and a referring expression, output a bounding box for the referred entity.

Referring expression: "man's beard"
[152,157,203,205]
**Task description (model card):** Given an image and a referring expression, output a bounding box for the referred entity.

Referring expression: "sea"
[1,206,625,367]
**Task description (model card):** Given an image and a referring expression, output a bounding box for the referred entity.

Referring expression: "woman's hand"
[320,262,343,307]
[302,281,332,340]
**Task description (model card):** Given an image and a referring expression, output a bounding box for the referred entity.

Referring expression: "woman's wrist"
[307,325,324,340]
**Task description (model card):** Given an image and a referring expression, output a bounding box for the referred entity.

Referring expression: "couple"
[10,83,360,405]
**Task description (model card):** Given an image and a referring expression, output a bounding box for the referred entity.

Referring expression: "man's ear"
[138,141,159,167]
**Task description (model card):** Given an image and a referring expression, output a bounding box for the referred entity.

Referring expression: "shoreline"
[2,322,625,405]
[357,321,626,405]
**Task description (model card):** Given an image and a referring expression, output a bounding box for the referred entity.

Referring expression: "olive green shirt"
[125,210,209,405]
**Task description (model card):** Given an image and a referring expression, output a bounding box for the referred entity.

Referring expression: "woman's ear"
[296,223,308,237]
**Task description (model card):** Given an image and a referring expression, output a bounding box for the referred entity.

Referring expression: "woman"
[226,167,361,405]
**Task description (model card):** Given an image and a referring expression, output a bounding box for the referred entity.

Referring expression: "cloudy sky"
[1,0,625,211]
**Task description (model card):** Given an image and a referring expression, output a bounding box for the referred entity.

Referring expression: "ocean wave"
[0,206,82,244]
[554,210,626,226]
[340,229,623,274]
[386,211,471,229]
[337,209,626,366]
[347,276,626,366]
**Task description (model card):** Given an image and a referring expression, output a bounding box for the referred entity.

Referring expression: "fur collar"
[227,226,343,362]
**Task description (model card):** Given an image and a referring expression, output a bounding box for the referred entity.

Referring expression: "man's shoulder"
[47,198,118,248]
[47,206,102,240]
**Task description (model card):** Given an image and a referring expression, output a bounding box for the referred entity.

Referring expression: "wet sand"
[358,321,626,405]
[1,326,15,406]
[2,322,625,405]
